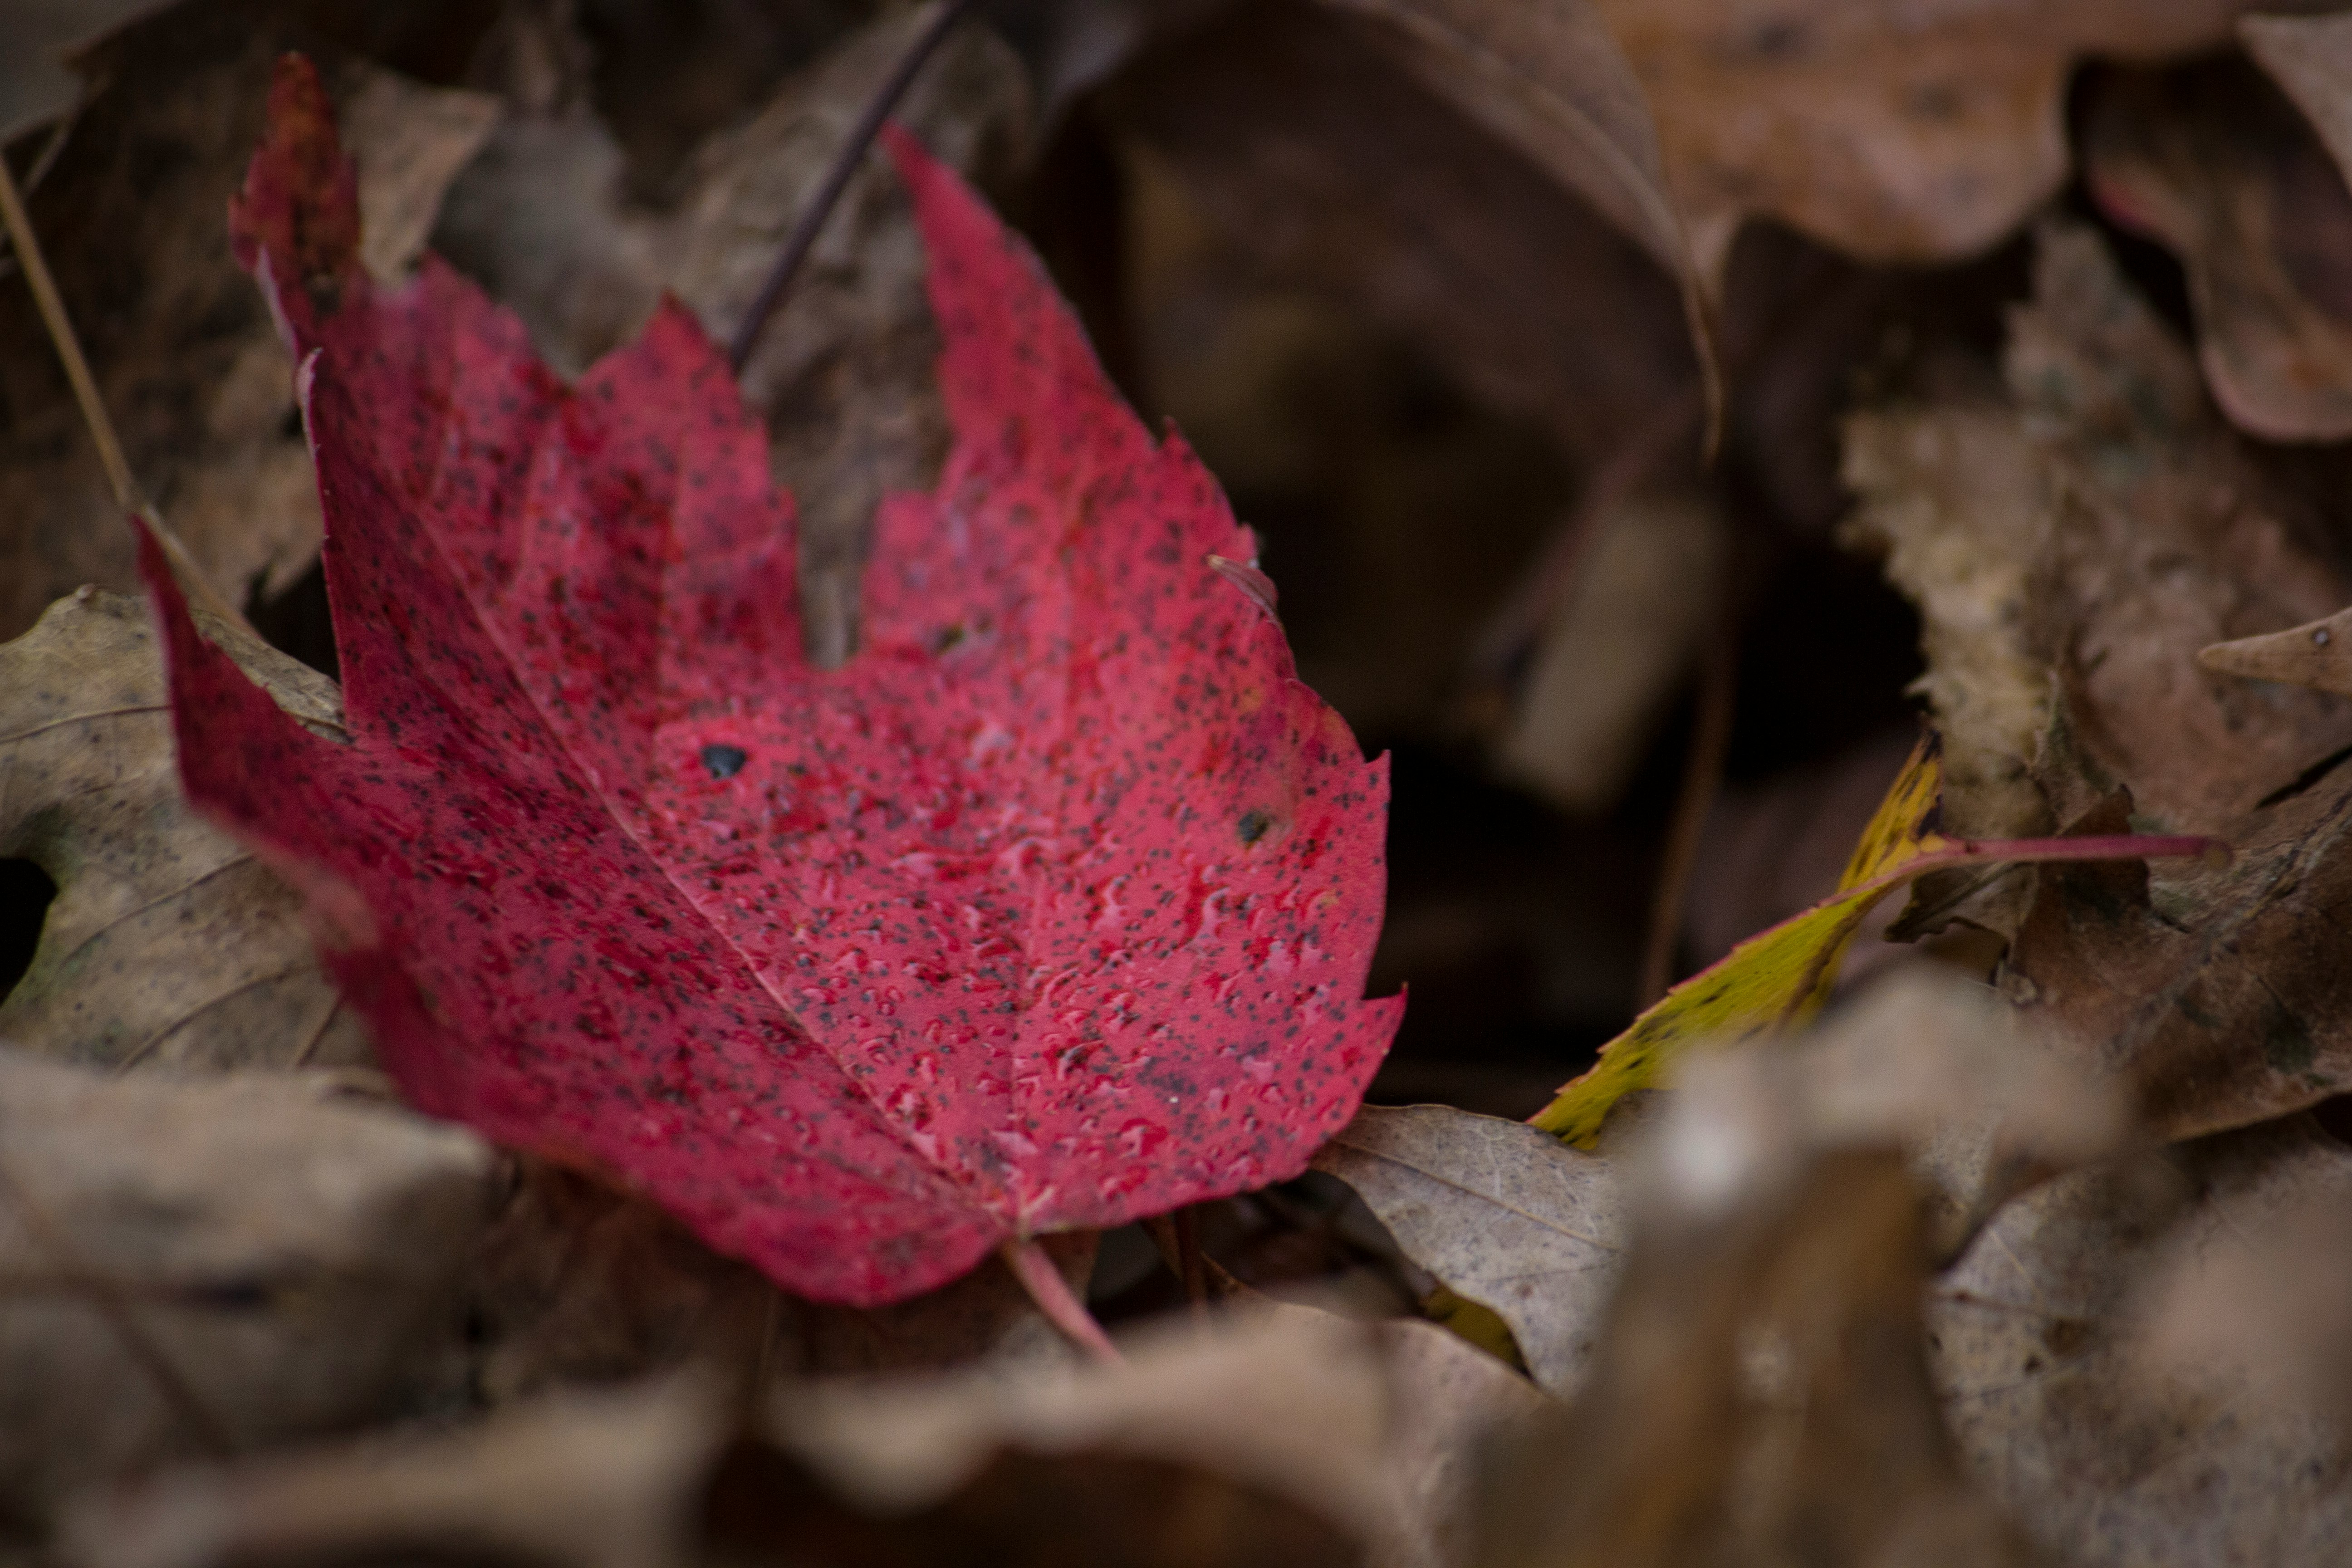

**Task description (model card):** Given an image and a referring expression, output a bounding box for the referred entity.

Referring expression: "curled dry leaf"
[1312,0,1720,418]
[1931,1115,2352,1566]
[0,6,495,641]
[0,1048,493,1519]
[1590,0,2277,291]
[2082,55,2352,442]
[0,589,369,1073]
[1479,994,2050,1568]
[1311,1104,1623,1398]
[1107,1,1693,472]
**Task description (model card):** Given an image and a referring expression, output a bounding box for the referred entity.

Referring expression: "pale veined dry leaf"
[1312,1103,1624,1397]
[0,589,367,1073]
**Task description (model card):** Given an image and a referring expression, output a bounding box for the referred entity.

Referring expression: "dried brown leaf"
[1931,1115,2352,1565]
[0,1048,492,1518]
[0,9,495,640]
[1593,0,2280,289]
[1478,987,2053,1568]
[1311,1104,1623,1399]
[0,590,368,1073]
[2082,56,2352,442]
[1108,1,1692,472]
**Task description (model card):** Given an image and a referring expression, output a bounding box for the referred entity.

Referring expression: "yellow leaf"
[1528,734,2214,1149]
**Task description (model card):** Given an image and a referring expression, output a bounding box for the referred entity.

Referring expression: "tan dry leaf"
[1478,1010,2049,1568]
[1311,1104,1624,1399]
[780,1301,1542,1568]
[0,1047,493,1519]
[0,589,369,1074]
[2081,55,2352,443]
[2010,220,2352,833]
[1498,483,1729,815]
[0,10,497,640]
[1842,406,2053,841]
[2000,773,2352,1143]
[1931,1115,2352,1566]
[1591,0,2290,291]
[69,1375,730,1568]
[73,1315,1452,1568]
[1848,220,2352,842]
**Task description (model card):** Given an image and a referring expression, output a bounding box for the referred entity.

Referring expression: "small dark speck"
[1238,809,1271,846]
[702,744,750,780]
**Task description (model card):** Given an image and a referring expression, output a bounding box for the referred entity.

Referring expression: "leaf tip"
[230,52,362,317]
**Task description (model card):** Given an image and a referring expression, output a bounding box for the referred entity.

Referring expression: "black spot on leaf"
[1238,809,1271,845]
[702,744,750,780]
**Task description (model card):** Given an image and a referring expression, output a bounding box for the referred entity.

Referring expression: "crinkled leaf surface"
[144,57,1400,1306]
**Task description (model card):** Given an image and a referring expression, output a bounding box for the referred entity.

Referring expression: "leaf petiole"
[999,1236,1124,1364]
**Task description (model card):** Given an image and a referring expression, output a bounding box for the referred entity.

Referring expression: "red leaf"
[142,55,1402,1305]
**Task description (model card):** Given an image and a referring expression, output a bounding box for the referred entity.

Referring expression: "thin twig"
[0,150,253,632]
[0,151,138,512]
[727,0,981,372]
[999,1236,1123,1364]
[0,112,78,282]
[1142,1211,1210,1315]
[1637,635,1738,1008]
[0,1158,235,1453]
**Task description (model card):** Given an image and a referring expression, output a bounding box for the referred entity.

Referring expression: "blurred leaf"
[1316,0,1721,424]
[2083,55,2352,442]
[1590,0,2275,290]
[1484,985,2056,1568]
[0,1047,491,1519]
[1932,1115,2352,1565]
[0,6,495,641]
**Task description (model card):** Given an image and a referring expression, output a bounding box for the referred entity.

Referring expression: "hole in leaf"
[702,743,750,780]
[246,555,339,680]
[1237,809,1271,845]
[0,858,58,1004]
[2310,1093,2352,1148]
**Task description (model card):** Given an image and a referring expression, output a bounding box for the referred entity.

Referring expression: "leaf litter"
[17,0,2352,1563]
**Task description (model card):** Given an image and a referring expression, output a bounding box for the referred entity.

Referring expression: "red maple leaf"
[142,56,1402,1305]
